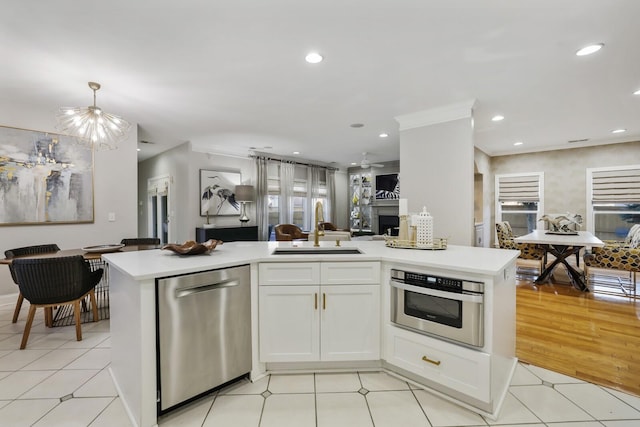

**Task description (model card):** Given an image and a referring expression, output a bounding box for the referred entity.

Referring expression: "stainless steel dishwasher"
[156,264,251,413]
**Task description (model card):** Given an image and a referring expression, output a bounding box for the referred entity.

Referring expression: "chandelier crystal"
[57,82,131,150]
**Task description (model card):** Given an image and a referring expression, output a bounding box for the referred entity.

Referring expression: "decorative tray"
[384,237,447,250]
[162,239,222,255]
[82,244,125,253]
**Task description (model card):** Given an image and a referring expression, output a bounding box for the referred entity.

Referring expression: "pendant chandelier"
[57,81,131,150]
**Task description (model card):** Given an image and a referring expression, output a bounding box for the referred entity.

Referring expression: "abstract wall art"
[200,170,241,216]
[0,125,94,225]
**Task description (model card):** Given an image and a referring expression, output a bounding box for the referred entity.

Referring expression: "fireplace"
[378,215,399,236]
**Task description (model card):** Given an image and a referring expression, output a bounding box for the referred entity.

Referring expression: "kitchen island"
[103,240,518,427]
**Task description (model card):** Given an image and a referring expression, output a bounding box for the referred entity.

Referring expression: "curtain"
[307,165,322,227]
[254,156,269,240]
[279,161,295,224]
[326,169,336,224]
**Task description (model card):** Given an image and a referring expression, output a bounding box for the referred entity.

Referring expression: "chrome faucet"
[313,201,325,247]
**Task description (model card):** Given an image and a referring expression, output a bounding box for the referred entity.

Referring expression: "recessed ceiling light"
[305,52,323,64]
[379,133,388,138]
[576,43,604,56]
[350,123,364,128]
[612,128,626,134]
[514,141,523,146]
[491,115,505,122]
[136,148,141,152]
[350,162,358,166]
[634,89,640,95]
[293,151,300,155]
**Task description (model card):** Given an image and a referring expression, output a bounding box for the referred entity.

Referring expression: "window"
[266,161,328,240]
[495,173,544,236]
[587,165,640,240]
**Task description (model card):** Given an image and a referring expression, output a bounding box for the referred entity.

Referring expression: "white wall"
[399,117,475,245]
[139,145,351,242]
[0,108,137,296]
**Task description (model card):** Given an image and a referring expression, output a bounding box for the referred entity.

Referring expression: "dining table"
[1,244,161,326]
[514,230,604,291]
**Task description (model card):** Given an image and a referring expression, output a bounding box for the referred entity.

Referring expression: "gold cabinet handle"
[314,293,318,310]
[422,355,441,366]
[323,293,326,310]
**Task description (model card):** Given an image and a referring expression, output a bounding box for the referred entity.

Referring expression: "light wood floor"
[516,274,640,396]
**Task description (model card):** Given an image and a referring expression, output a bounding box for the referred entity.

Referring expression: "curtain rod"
[250,154,339,171]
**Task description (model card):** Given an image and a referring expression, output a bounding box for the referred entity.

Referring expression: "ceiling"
[2,0,639,167]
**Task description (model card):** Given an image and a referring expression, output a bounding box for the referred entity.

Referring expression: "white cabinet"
[259,285,319,362]
[385,325,491,403]
[258,262,380,363]
[321,284,379,361]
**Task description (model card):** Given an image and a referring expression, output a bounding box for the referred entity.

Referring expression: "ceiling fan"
[359,152,384,169]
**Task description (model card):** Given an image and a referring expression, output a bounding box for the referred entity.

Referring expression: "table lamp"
[235,185,255,225]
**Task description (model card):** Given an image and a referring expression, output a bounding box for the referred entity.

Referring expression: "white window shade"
[498,175,541,202]
[591,167,640,203]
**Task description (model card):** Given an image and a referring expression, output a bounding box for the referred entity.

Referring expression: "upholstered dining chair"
[495,221,547,273]
[274,224,309,241]
[12,255,103,349]
[120,237,161,245]
[584,224,640,296]
[4,244,60,323]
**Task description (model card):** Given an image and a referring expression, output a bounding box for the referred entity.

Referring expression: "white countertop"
[514,230,604,247]
[102,240,519,281]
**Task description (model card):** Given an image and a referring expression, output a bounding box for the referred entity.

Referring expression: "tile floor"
[2,301,640,427]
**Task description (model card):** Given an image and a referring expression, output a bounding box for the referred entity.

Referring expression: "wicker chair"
[4,244,60,323]
[274,224,309,241]
[495,222,547,273]
[12,255,103,349]
[120,238,161,245]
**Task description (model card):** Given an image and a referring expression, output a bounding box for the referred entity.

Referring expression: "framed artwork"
[0,125,94,225]
[375,173,400,200]
[200,170,241,216]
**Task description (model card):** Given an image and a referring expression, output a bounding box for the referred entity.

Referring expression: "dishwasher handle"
[175,279,239,298]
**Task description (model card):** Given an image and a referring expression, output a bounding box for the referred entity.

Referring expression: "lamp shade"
[235,185,255,202]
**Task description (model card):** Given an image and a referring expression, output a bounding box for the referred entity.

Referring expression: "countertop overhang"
[102,241,519,281]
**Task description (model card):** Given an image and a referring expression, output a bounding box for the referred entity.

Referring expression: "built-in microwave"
[390,269,484,348]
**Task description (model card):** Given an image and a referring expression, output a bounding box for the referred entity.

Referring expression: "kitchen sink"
[271,247,363,255]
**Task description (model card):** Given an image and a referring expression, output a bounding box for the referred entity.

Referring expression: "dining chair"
[120,237,161,245]
[4,244,60,323]
[584,224,640,296]
[495,221,546,273]
[12,255,103,349]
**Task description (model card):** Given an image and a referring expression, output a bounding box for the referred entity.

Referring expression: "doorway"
[148,175,171,244]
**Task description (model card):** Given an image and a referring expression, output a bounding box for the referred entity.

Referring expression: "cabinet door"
[320,284,380,361]
[259,285,320,362]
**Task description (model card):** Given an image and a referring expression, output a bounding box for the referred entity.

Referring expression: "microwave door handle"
[390,280,483,303]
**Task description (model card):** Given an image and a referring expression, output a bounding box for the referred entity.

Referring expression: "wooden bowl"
[161,239,222,255]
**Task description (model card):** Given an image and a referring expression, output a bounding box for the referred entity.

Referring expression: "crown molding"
[395,99,476,131]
